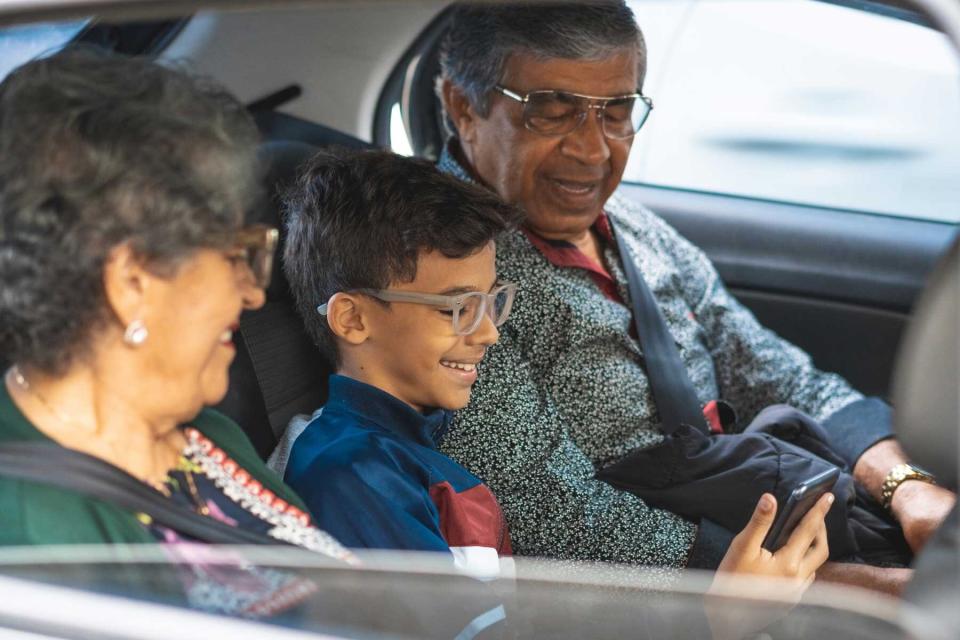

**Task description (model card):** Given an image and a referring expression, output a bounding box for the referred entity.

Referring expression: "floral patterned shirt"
[438,143,875,570]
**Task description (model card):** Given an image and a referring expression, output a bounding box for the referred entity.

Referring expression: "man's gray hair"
[438,1,646,135]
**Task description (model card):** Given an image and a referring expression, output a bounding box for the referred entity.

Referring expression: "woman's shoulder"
[190,408,309,511]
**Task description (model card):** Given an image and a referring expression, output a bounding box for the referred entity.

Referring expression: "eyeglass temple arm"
[317,289,462,316]
[496,86,527,103]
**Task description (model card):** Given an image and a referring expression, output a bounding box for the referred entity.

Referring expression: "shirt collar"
[437,138,476,185]
[324,374,452,448]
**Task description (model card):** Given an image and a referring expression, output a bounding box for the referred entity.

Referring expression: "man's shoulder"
[605,191,686,246]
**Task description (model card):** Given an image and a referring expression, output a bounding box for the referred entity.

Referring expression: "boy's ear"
[442,79,479,145]
[325,293,370,345]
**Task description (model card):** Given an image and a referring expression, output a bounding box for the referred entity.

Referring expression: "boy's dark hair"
[282,149,522,366]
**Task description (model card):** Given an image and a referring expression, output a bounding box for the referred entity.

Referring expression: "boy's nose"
[466,312,499,346]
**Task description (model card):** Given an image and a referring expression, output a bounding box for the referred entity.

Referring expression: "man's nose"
[560,107,611,165]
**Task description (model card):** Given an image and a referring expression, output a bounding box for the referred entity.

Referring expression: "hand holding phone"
[761,467,840,553]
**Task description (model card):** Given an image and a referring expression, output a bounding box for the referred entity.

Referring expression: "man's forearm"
[853,438,909,503]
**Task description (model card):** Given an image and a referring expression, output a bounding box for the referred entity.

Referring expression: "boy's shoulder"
[287,410,431,482]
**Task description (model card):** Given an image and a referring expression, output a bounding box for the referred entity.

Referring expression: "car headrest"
[892,233,959,490]
[213,140,328,458]
[257,140,319,301]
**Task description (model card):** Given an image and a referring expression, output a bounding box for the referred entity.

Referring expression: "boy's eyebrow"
[437,282,499,296]
[438,286,480,296]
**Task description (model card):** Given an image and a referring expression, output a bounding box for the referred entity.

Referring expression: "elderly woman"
[0,49,349,570]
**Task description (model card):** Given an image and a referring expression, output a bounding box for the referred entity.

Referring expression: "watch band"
[880,463,936,510]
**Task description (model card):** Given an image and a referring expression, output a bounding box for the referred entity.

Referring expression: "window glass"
[0,20,87,83]
[626,0,960,222]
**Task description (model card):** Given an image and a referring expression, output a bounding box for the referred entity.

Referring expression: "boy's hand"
[715,492,832,586]
[705,493,833,640]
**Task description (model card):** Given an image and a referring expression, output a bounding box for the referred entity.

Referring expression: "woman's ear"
[325,292,371,346]
[102,243,152,328]
[442,79,479,145]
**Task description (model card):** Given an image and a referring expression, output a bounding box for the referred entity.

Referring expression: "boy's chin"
[434,390,472,412]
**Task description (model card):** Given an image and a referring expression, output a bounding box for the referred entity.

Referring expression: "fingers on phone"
[742,493,778,548]
[782,493,834,568]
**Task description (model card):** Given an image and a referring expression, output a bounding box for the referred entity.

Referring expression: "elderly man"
[435,1,955,590]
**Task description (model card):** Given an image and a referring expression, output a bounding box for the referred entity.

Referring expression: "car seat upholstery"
[214,132,374,459]
[893,235,959,638]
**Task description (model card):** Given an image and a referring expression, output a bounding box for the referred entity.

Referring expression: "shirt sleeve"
[653,215,893,465]
[441,325,699,572]
[289,438,451,555]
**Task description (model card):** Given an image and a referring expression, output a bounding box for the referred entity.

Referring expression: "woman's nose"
[241,279,267,310]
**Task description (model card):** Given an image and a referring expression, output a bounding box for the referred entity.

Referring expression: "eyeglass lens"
[454,287,514,335]
[523,92,649,139]
[232,226,278,289]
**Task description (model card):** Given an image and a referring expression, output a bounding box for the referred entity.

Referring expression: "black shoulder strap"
[609,216,708,435]
[0,442,288,546]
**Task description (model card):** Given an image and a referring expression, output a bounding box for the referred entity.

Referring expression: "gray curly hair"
[0,48,261,374]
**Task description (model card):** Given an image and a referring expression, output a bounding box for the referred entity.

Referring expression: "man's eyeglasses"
[317,282,517,336]
[494,85,653,140]
[227,224,279,289]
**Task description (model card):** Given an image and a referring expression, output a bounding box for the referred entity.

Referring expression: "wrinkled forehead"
[499,47,642,96]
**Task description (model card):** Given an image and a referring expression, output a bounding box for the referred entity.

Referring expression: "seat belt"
[0,441,292,546]
[610,217,708,436]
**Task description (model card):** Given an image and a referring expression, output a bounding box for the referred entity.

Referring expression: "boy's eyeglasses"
[227,224,279,289]
[494,85,653,140]
[317,282,517,336]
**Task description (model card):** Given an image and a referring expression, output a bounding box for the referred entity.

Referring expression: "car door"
[379,0,960,398]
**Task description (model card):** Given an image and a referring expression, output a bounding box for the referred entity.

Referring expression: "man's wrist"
[881,463,937,511]
[853,439,910,503]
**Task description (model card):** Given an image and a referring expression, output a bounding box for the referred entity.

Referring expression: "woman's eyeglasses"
[318,282,517,336]
[227,224,279,289]
[494,85,653,140]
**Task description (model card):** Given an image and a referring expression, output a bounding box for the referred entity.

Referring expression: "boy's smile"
[345,241,501,413]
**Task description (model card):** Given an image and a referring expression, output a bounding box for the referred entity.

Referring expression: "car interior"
[0,0,957,637]
[185,1,958,459]
[1,1,956,457]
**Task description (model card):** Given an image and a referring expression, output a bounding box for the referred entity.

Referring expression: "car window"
[0,20,87,82]
[625,0,960,223]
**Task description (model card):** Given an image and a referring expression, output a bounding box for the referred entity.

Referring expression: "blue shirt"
[284,375,511,571]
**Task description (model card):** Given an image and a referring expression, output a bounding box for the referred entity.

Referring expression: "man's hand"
[890,480,956,553]
[854,439,957,552]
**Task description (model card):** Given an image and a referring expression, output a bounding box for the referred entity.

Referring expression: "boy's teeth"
[441,361,476,372]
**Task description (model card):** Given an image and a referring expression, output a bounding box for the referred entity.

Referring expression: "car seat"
[213,129,374,459]
[892,235,958,639]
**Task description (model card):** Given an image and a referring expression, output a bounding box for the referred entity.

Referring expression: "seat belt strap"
[0,441,290,546]
[610,217,708,436]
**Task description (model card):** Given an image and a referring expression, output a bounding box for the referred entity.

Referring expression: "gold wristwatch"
[880,463,936,510]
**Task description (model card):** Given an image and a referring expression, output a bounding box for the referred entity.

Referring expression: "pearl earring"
[123,320,149,346]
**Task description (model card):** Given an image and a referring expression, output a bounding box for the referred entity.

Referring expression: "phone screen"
[761,467,840,552]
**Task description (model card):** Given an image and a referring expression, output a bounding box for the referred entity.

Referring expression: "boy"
[280,149,522,577]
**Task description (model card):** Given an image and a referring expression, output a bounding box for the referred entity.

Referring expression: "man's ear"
[442,79,480,145]
[325,293,371,346]
[102,243,151,329]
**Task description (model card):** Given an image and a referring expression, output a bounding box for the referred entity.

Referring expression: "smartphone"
[761,466,840,552]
